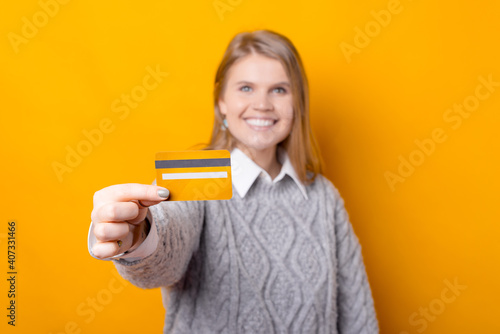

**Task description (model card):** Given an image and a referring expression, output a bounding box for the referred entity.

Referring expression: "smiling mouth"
[244,118,277,127]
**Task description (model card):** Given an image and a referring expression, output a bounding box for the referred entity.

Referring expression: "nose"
[252,91,273,111]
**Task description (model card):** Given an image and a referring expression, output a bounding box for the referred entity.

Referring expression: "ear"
[218,98,227,116]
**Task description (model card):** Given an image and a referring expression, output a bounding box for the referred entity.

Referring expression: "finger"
[92,202,140,223]
[134,194,168,208]
[94,184,169,206]
[136,199,152,209]
[93,222,130,242]
[92,231,134,259]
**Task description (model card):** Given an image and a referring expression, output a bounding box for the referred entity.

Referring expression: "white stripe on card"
[162,171,228,180]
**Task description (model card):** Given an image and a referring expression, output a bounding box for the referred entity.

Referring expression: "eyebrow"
[235,81,291,86]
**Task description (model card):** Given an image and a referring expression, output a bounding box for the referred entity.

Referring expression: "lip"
[244,117,278,130]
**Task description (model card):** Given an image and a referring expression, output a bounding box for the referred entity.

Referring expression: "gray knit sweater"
[114,174,379,333]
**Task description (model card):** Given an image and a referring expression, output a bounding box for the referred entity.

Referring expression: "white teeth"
[246,119,275,127]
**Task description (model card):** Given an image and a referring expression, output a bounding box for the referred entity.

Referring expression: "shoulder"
[307,173,342,202]
[307,174,351,222]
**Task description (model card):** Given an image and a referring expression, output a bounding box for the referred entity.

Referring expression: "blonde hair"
[207,29,322,184]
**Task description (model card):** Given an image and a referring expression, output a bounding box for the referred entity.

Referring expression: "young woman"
[88,29,379,333]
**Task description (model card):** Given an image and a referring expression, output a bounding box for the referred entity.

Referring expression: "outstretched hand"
[90,183,170,259]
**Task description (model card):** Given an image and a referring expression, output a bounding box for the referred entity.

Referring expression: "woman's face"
[218,53,294,154]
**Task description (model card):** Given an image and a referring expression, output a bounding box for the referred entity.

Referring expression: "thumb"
[128,186,169,224]
[135,187,170,208]
[96,183,170,207]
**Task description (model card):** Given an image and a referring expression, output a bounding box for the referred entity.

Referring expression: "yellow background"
[1,0,499,333]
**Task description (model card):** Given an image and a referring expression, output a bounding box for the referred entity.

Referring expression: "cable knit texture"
[114,174,379,333]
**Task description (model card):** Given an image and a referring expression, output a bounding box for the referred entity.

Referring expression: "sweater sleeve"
[332,187,379,334]
[112,199,204,289]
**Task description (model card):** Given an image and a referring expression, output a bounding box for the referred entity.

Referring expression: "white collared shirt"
[230,147,308,200]
[88,147,308,262]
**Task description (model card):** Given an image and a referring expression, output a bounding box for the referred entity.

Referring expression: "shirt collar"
[230,147,308,200]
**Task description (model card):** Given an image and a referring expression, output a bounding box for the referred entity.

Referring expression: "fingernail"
[158,189,170,198]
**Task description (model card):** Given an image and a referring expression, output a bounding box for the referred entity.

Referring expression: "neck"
[238,145,282,179]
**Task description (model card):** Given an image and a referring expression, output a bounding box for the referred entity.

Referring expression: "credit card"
[155,150,232,201]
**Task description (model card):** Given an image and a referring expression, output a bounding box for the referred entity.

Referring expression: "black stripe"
[155,158,231,169]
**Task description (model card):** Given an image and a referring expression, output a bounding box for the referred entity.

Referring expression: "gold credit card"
[155,150,232,201]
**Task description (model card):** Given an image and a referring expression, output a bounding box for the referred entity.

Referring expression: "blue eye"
[240,86,252,92]
[275,87,286,94]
